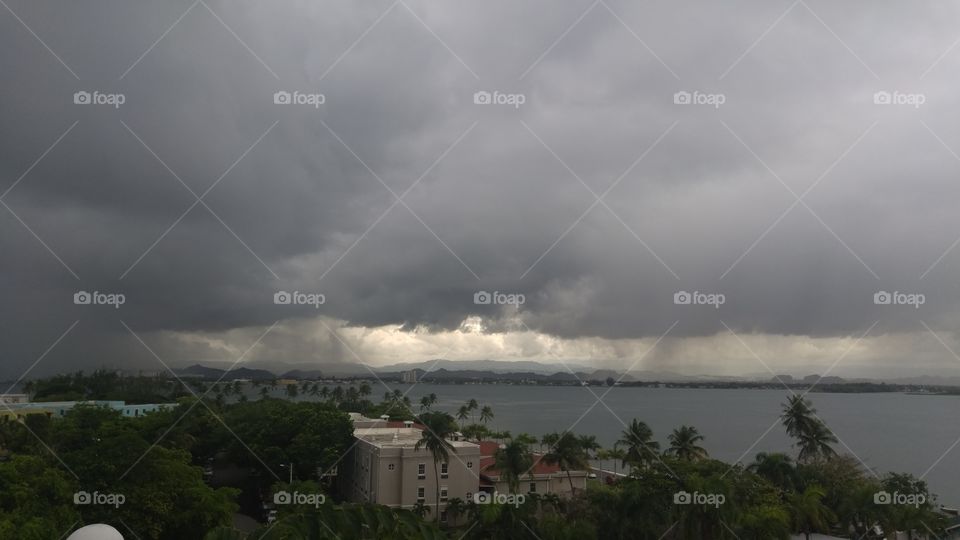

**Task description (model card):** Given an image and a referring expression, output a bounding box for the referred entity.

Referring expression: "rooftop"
[354,427,478,449]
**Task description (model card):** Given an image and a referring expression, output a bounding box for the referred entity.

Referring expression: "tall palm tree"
[543,432,589,494]
[606,447,626,477]
[781,395,816,439]
[420,396,433,412]
[796,421,838,463]
[467,399,479,423]
[456,405,469,427]
[617,419,660,469]
[479,405,494,425]
[319,386,330,400]
[666,425,708,461]
[414,412,458,523]
[578,435,601,459]
[493,439,534,494]
[358,382,372,399]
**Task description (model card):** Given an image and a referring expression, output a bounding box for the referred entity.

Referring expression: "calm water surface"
[386,385,960,506]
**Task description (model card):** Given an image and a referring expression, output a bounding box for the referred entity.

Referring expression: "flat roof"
[354,427,479,449]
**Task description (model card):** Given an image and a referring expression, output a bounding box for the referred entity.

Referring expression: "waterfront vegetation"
[0,372,948,539]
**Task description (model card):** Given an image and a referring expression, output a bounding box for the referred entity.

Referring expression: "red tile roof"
[477,440,566,477]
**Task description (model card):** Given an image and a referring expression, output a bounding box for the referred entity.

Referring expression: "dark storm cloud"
[3,0,960,376]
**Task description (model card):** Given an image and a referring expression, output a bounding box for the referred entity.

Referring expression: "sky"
[3,0,960,379]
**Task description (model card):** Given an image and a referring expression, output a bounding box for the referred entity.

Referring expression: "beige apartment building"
[339,417,481,522]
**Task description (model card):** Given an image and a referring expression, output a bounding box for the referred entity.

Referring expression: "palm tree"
[319,386,330,400]
[259,387,269,400]
[747,452,799,493]
[479,405,494,425]
[578,435,601,459]
[606,447,626,477]
[359,382,372,399]
[666,425,708,461]
[617,419,660,469]
[467,399,479,423]
[781,395,816,440]
[331,386,344,403]
[414,412,458,523]
[456,406,469,427]
[493,439,534,493]
[787,485,835,540]
[796,420,838,463]
[543,432,589,494]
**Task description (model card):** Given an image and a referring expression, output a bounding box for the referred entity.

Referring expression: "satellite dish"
[66,524,124,540]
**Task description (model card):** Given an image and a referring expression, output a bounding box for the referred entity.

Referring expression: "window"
[466,461,473,469]
[387,463,395,471]
[417,463,426,479]
[440,510,448,523]
[529,482,537,493]
[440,462,448,478]
[440,486,448,501]
[417,487,425,502]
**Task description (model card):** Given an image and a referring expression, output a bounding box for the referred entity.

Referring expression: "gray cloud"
[4,0,960,377]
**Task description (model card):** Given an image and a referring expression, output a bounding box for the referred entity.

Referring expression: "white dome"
[66,524,124,540]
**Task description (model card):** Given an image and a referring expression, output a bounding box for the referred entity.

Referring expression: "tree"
[494,439,534,494]
[414,412,458,522]
[285,384,298,399]
[666,425,708,461]
[0,455,80,540]
[781,395,816,440]
[467,399,479,423]
[480,405,494,425]
[578,435,601,459]
[456,405,470,427]
[543,432,589,494]
[796,421,837,463]
[747,452,799,493]
[617,419,660,469]
[787,485,835,540]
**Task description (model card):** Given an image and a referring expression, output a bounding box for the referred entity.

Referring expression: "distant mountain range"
[163,360,960,387]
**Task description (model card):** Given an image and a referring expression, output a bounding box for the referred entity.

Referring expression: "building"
[0,400,172,422]
[477,441,588,498]
[0,394,29,405]
[339,415,480,523]
[401,370,418,384]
